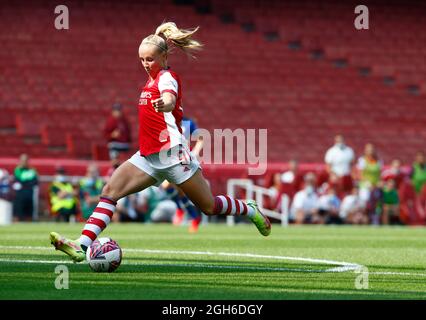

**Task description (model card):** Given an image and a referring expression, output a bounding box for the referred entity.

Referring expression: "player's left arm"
[152,92,176,113]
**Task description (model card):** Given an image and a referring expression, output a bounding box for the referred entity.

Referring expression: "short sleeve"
[158,72,178,97]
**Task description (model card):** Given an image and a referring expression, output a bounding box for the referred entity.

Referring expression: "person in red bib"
[50,22,271,262]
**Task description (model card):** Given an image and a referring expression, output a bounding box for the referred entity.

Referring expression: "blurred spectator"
[280,160,303,197]
[0,168,13,225]
[417,183,426,223]
[381,179,401,225]
[324,134,355,193]
[366,180,384,225]
[340,184,368,224]
[290,172,320,224]
[269,172,283,203]
[398,177,420,225]
[104,103,131,160]
[318,187,342,224]
[318,172,341,197]
[410,151,426,194]
[135,186,177,223]
[0,168,12,200]
[382,158,404,188]
[12,154,38,222]
[49,167,78,222]
[281,160,298,184]
[79,164,105,220]
[356,143,383,203]
[267,160,303,212]
[262,172,283,211]
[116,193,142,222]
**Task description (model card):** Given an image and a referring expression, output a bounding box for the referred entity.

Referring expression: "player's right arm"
[151,92,176,113]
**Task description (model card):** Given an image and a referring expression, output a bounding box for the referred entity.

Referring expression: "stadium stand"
[1,0,425,222]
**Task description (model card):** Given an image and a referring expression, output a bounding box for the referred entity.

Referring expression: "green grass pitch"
[1,223,426,300]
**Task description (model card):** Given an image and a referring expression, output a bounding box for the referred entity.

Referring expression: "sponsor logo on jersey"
[139,91,153,105]
[141,91,152,99]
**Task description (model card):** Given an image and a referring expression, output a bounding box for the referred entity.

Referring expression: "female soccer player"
[50,22,271,262]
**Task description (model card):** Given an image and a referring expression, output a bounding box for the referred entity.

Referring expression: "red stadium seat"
[66,133,93,159]
[40,125,67,148]
[92,144,110,161]
[15,115,42,138]
[0,0,425,166]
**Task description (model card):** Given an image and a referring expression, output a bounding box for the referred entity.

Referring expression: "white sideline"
[2,245,426,277]
[0,245,357,273]
[0,258,343,273]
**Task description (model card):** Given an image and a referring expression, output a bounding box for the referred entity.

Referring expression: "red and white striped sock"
[213,195,255,217]
[78,197,116,248]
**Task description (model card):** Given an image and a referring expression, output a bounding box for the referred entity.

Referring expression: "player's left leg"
[50,160,157,262]
[177,169,271,236]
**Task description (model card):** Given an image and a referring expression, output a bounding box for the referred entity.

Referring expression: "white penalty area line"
[3,245,425,277]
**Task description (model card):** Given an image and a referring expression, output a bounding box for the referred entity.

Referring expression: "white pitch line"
[125,248,357,266]
[325,265,361,272]
[0,258,329,273]
[1,245,425,277]
[0,245,360,271]
[369,271,426,277]
[2,258,426,277]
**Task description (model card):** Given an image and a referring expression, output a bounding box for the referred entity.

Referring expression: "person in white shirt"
[339,184,368,224]
[290,172,319,224]
[281,160,298,184]
[324,134,355,193]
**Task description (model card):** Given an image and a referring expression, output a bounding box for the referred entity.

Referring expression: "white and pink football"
[86,237,122,272]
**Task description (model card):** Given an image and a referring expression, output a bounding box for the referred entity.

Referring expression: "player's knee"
[101,183,118,200]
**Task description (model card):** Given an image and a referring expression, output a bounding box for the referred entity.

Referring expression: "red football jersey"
[138,69,184,156]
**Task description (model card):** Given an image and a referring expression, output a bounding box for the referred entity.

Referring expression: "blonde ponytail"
[141,22,202,57]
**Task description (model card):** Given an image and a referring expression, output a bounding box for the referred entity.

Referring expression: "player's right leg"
[178,169,271,236]
[50,161,157,262]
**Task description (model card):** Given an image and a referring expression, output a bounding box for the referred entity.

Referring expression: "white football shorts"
[128,144,201,186]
